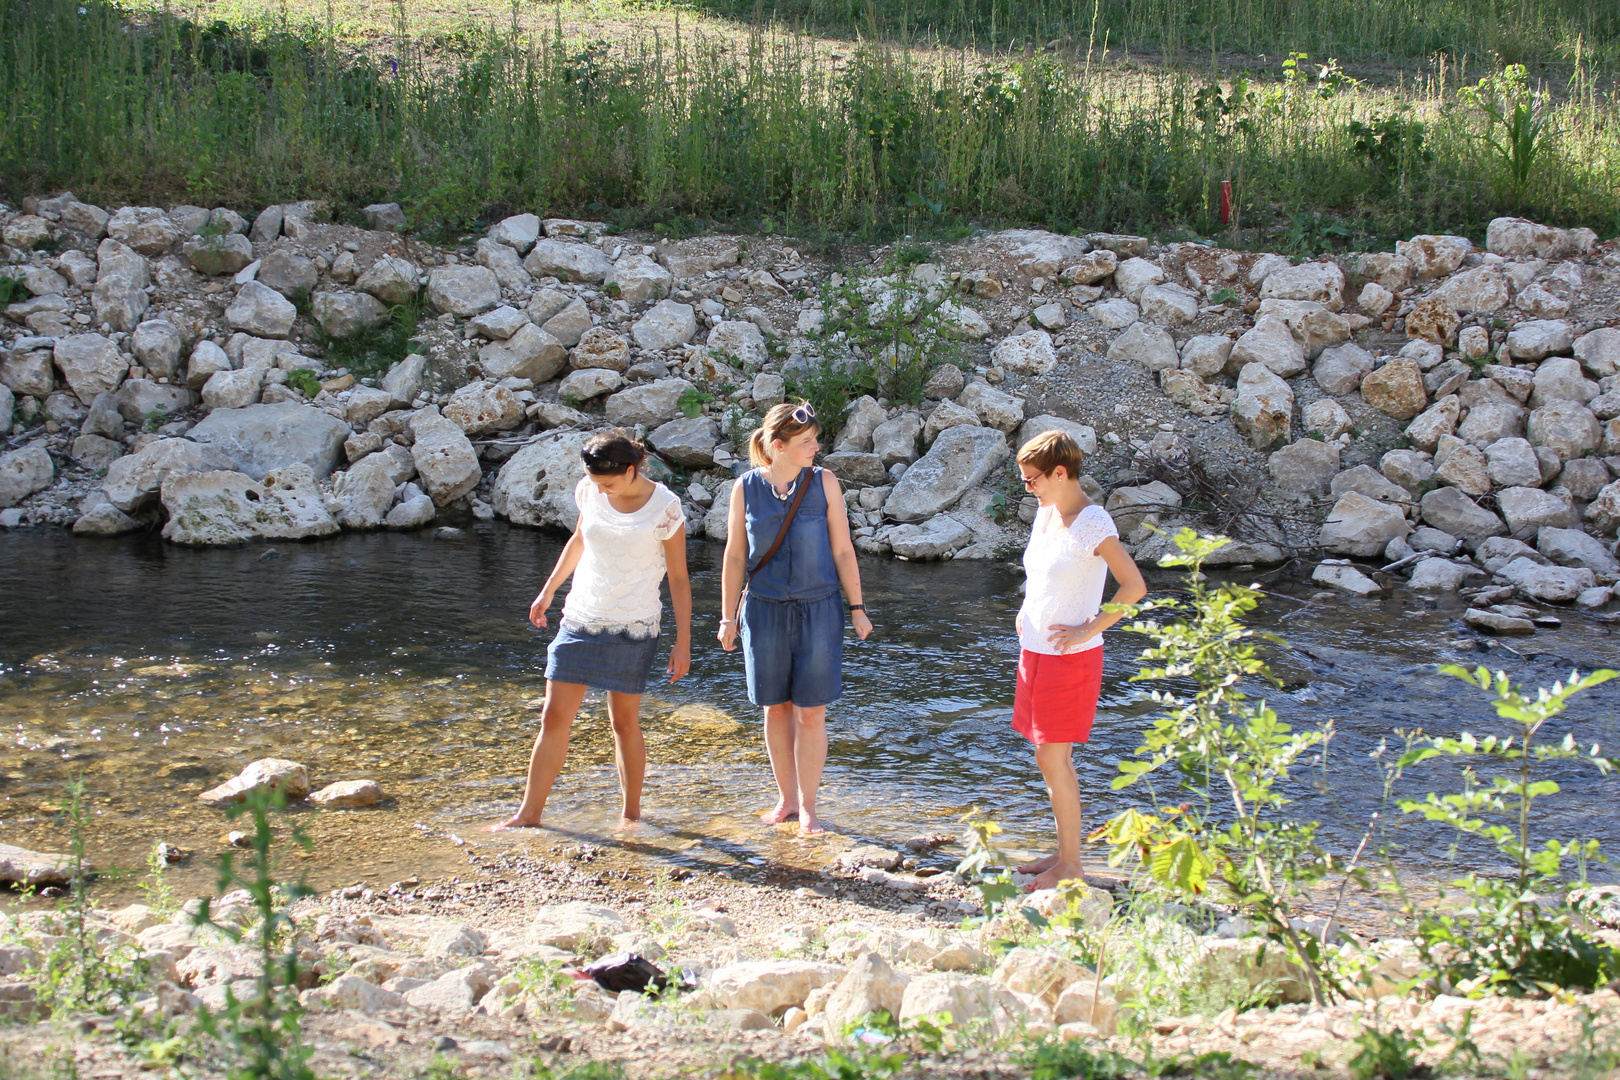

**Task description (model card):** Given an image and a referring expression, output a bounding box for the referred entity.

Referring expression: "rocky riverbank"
[3,770,1619,1080]
[2,195,1619,629]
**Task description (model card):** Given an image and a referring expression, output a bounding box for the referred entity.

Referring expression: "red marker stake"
[1219,180,1233,225]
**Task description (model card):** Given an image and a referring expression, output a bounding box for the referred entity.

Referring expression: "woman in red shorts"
[1012,430,1146,890]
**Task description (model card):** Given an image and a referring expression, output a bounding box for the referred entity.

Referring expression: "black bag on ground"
[580,952,675,994]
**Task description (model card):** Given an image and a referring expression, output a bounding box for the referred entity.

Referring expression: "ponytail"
[748,428,773,467]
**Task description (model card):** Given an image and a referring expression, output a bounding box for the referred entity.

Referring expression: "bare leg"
[1029,741,1084,890]
[760,702,799,823]
[607,691,646,829]
[791,706,828,836]
[490,681,588,830]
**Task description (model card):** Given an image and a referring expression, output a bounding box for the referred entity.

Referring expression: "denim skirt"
[544,623,661,695]
[740,592,844,708]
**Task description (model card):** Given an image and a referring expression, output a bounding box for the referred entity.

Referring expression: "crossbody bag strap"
[746,467,814,583]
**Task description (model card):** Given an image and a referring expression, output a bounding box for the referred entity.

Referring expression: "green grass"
[1,0,1618,244]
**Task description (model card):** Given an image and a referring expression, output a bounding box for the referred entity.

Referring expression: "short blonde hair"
[1017,429,1082,479]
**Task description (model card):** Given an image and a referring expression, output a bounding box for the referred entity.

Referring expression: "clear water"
[3,526,1618,902]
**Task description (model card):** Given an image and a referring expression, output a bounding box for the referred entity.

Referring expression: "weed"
[955,805,1021,929]
[1209,287,1238,306]
[1347,1023,1429,1080]
[317,300,421,379]
[731,1047,907,1080]
[193,785,316,1080]
[1016,1038,1135,1080]
[678,387,714,418]
[1395,665,1620,994]
[1095,529,1338,1004]
[989,463,1027,525]
[284,369,322,399]
[136,840,179,918]
[0,274,29,305]
[1462,65,1552,206]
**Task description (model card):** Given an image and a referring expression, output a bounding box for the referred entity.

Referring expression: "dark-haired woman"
[719,402,872,836]
[493,432,691,832]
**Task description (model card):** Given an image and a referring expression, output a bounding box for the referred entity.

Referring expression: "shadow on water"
[2,524,1619,902]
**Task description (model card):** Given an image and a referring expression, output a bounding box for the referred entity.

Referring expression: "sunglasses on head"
[790,403,816,425]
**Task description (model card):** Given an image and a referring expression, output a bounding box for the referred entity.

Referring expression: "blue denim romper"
[739,467,845,707]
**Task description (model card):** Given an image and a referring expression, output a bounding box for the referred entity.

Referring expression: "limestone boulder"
[201,369,261,411]
[311,291,389,340]
[188,402,351,481]
[632,301,699,352]
[491,430,592,529]
[0,844,79,888]
[131,320,184,377]
[93,239,152,330]
[478,323,567,384]
[1396,235,1471,280]
[539,299,592,348]
[648,417,720,467]
[1230,314,1306,378]
[0,445,54,509]
[992,948,1085,1009]
[1406,296,1459,347]
[1139,283,1199,326]
[572,327,632,372]
[382,354,428,407]
[308,780,387,809]
[992,330,1057,375]
[3,349,57,398]
[1587,482,1620,534]
[332,453,405,530]
[1496,486,1574,538]
[924,399,980,445]
[1105,481,1181,541]
[524,239,613,283]
[256,251,319,298]
[1231,363,1293,450]
[161,464,339,545]
[1359,252,1415,291]
[226,282,297,338]
[1528,400,1601,461]
[117,379,194,427]
[1561,458,1611,501]
[1507,320,1575,362]
[53,334,127,402]
[706,960,845,1016]
[1259,261,1343,309]
[1496,556,1595,603]
[1105,322,1178,371]
[606,254,672,303]
[1319,492,1410,556]
[1268,439,1341,494]
[1419,487,1506,545]
[886,516,973,559]
[1305,398,1353,439]
[899,973,1020,1030]
[408,408,483,506]
[821,953,911,1045]
[1112,257,1164,302]
[884,425,1010,523]
[103,437,225,511]
[476,238,532,292]
[958,382,1024,433]
[107,207,183,254]
[1484,438,1543,489]
[489,213,541,254]
[183,233,254,276]
[426,266,500,317]
[1458,397,1526,446]
[1016,416,1096,457]
[443,381,525,436]
[1487,217,1579,259]
[1180,335,1233,380]
[355,255,420,307]
[708,320,769,368]
[557,368,622,402]
[1313,343,1376,396]
[404,967,493,1015]
[1529,357,1599,409]
[1404,396,1460,452]
[605,379,695,427]
[1538,527,1620,577]
[1435,444,1490,496]
[1360,358,1427,420]
[1575,328,1620,379]
[1001,230,1095,280]
[872,413,923,467]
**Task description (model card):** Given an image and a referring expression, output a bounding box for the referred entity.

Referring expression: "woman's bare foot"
[1028,861,1085,891]
[798,810,824,836]
[1016,853,1059,875]
[490,812,543,832]
[760,801,799,825]
[615,816,643,832]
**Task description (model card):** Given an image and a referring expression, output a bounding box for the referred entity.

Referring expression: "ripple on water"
[2,526,1619,902]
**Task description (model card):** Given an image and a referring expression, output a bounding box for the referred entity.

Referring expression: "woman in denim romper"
[719,402,873,835]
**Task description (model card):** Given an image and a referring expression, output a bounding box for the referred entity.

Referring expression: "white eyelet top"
[1017,503,1119,655]
[560,476,686,640]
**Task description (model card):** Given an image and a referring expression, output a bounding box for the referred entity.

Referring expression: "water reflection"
[2,525,1618,902]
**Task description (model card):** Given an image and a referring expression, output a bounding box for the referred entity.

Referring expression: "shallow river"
[3,526,1619,903]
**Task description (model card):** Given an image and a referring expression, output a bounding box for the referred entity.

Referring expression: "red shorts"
[1012,647,1103,745]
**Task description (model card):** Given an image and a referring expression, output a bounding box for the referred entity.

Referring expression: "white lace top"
[1017,503,1119,656]
[560,476,686,640]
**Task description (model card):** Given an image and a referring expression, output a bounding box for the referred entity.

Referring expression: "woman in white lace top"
[493,433,691,832]
[1011,430,1145,890]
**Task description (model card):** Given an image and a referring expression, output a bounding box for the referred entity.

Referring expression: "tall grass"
[1,0,1617,242]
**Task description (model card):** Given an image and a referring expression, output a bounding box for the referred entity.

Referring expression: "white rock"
[1312,561,1382,595]
[1016,416,1096,457]
[475,239,532,292]
[1396,235,1471,280]
[606,254,673,303]
[524,239,613,283]
[444,381,524,436]
[707,320,768,367]
[489,213,541,254]
[1538,526,1620,576]
[632,301,699,352]
[1358,281,1394,315]
[1179,335,1233,379]
[355,255,420,307]
[225,282,296,338]
[1407,558,1475,591]
[1486,217,1578,259]
[1496,555,1595,602]
[820,952,911,1044]
[1112,257,1165,302]
[478,323,568,384]
[1106,322,1178,371]
[1319,492,1410,556]
[52,333,127,401]
[648,416,719,468]
[408,408,482,506]
[887,516,973,559]
[1496,486,1574,537]
[188,402,351,481]
[427,266,500,317]
[0,445,54,509]
[200,368,261,411]
[1231,315,1306,378]
[1434,265,1510,313]
[131,320,184,376]
[1575,328,1620,379]
[1507,319,1575,361]
[605,378,695,427]
[404,966,492,1014]
[1312,342,1375,395]
[1231,363,1293,450]
[312,291,388,340]
[1304,398,1352,439]
[705,960,845,1016]
[161,464,338,545]
[1260,261,1344,309]
[309,973,405,1014]
[197,757,311,805]
[992,330,1057,374]
[557,368,623,402]
[491,430,591,529]
[1089,298,1139,329]
[1528,399,1601,461]
[1139,283,1199,326]
[1269,439,1341,494]
[381,354,428,407]
[884,425,1009,522]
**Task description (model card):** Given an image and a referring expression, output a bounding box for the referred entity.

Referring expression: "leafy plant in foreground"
[193,785,316,1080]
[1094,529,1337,1004]
[1396,665,1619,995]
[1461,65,1551,206]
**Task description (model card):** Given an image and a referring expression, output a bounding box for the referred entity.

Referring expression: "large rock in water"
[409,407,482,506]
[0,844,81,887]
[103,438,227,512]
[1318,492,1409,556]
[0,445,55,509]
[883,425,1009,523]
[492,430,591,529]
[160,465,339,545]
[188,402,351,481]
[197,758,312,806]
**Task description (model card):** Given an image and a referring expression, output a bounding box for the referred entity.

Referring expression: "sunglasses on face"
[791,403,816,425]
[1020,473,1042,487]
